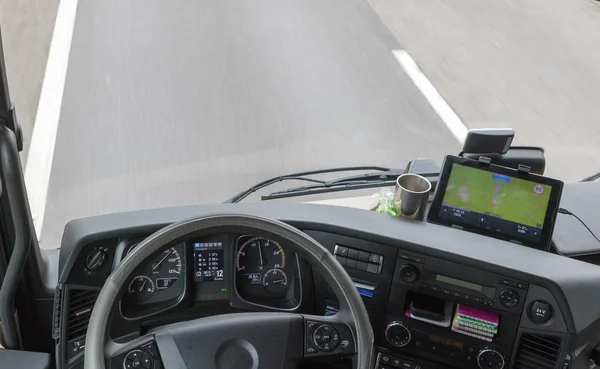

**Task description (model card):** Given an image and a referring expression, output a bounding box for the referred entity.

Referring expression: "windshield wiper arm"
[261,169,405,200]
[223,166,392,203]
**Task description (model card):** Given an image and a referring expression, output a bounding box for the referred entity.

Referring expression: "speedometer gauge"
[236,237,285,273]
[150,247,182,289]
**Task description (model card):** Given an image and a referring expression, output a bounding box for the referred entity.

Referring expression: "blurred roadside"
[0,0,58,160]
[368,0,600,181]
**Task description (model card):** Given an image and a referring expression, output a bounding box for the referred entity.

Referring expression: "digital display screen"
[193,241,225,283]
[439,164,552,241]
[436,274,483,292]
[427,334,464,350]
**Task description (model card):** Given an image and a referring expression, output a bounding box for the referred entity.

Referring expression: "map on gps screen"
[441,164,552,228]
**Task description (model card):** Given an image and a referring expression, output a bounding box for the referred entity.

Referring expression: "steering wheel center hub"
[215,339,258,369]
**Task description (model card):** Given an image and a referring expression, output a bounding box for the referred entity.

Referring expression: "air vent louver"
[515,333,561,369]
[52,284,63,340]
[67,290,99,340]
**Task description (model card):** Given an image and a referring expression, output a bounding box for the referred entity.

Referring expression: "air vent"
[515,333,562,369]
[67,289,99,341]
[52,284,63,340]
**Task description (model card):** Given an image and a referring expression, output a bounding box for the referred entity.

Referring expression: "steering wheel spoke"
[302,314,356,360]
[107,336,164,369]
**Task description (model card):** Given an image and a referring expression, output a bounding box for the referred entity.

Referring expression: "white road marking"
[392,49,469,145]
[24,0,79,239]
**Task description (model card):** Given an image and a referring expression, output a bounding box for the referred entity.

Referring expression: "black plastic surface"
[57,201,600,336]
[461,146,546,175]
[153,313,304,369]
[0,349,53,369]
[461,128,514,154]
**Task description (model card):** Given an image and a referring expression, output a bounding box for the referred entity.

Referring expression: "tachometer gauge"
[263,269,288,294]
[127,275,155,302]
[236,237,285,272]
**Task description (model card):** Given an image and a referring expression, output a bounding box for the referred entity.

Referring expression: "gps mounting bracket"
[517,164,532,174]
[478,156,492,165]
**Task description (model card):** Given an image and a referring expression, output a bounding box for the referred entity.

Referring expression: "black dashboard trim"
[57,202,600,335]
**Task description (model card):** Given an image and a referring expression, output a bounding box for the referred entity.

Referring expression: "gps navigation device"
[427,155,563,250]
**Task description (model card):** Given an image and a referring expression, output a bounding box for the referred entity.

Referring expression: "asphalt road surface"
[2,0,600,249]
[40,0,459,249]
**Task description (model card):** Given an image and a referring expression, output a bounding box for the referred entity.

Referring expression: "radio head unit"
[427,155,563,250]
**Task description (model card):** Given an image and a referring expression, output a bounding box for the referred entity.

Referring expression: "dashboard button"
[347,249,359,260]
[358,251,370,262]
[391,357,403,367]
[367,263,379,274]
[369,253,381,264]
[335,256,347,266]
[346,259,358,269]
[334,245,349,256]
[379,353,392,363]
[499,289,520,308]
[402,360,416,369]
[357,261,368,271]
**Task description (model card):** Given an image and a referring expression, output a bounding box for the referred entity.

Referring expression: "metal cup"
[393,173,432,221]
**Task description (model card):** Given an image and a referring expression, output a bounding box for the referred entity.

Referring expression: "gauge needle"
[139,279,147,292]
[258,243,264,266]
[153,249,171,270]
[272,279,286,284]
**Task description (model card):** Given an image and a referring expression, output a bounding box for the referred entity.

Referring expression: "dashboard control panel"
[55,212,580,369]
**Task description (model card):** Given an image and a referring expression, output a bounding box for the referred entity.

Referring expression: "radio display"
[428,334,464,350]
[193,241,225,283]
[436,274,483,292]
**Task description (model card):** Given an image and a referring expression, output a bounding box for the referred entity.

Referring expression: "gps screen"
[438,163,552,241]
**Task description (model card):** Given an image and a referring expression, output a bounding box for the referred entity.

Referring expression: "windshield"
[6,0,599,250]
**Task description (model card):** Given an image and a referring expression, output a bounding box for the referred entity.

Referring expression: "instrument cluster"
[119,234,300,319]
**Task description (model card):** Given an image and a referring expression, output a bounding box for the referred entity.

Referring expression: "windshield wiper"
[223,166,395,203]
[260,169,406,200]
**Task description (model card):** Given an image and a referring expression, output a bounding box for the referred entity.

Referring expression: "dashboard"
[54,202,600,369]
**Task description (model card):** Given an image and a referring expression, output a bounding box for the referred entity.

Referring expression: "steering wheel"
[84,214,374,369]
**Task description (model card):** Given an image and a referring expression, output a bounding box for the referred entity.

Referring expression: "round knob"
[399,264,419,282]
[385,321,411,347]
[477,348,505,369]
[86,250,107,271]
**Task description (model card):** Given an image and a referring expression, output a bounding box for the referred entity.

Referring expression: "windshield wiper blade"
[261,170,405,200]
[223,166,392,203]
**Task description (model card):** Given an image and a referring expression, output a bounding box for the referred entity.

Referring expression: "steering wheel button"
[391,358,402,367]
[307,321,318,334]
[322,334,331,342]
[132,359,142,368]
[314,334,323,343]
[320,325,332,333]
[142,343,157,356]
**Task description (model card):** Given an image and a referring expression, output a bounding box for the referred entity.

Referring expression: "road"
[1,0,600,249]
